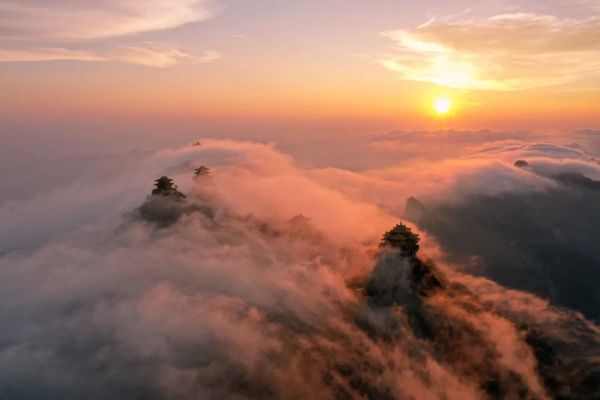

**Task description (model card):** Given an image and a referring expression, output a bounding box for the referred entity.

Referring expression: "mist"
[1,133,599,399]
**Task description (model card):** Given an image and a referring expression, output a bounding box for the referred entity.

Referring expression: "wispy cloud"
[0,44,221,67]
[0,0,219,67]
[380,13,600,90]
[113,44,221,68]
[0,0,213,40]
[0,47,102,63]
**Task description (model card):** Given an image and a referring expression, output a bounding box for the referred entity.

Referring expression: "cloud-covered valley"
[1,134,600,399]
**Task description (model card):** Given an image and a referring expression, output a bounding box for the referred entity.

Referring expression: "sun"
[433,97,452,115]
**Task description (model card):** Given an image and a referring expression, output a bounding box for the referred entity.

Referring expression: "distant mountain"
[404,173,600,322]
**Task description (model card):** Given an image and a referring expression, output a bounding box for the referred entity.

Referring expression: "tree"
[514,160,529,168]
[194,166,210,178]
[380,223,420,257]
[151,176,186,200]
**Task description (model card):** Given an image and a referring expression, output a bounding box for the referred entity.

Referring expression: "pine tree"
[380,223,420,257]
[151,176,186,200]
[194,166,210,177]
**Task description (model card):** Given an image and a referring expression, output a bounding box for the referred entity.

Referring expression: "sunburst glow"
[433,97,452,115]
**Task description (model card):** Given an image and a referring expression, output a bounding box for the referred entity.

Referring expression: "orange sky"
[0,0,599,132]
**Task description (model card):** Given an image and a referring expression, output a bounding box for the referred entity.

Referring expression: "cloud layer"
[1,137,599,398]
[381,13,600,90]
[0,0,212,40]
[0,0,218,67]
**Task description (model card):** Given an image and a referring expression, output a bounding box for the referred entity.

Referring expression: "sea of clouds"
[1,131,599,399]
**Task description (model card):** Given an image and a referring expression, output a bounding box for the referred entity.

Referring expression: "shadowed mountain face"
[405,172,600,322]
[365,226,599,400]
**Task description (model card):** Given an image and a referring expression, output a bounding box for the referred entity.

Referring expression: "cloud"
[298,136,600,324]
[112,44,220,67]
[312,137,599,206]
[0,47,102,62]
[1,138,600,398]
[0,140,394,254]
[0,140,472,399]
[0,44,220,67]
[0,0,213,40]
[380,13,600,90]
[0,1,218,67]
[568,0,600,13]
[397,140,600,322]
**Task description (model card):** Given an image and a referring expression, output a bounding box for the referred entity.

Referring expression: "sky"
[1,0,599,149]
